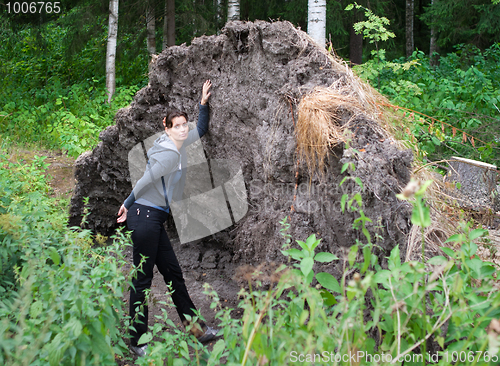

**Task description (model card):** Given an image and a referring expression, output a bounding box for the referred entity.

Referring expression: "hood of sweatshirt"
[148,133,180,163]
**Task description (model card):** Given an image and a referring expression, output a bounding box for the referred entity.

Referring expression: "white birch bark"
[106,0,119,104]
[228,0,240,21]
[307,0,326,47]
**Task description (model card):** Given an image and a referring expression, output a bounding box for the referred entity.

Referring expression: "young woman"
[117,80,217,357]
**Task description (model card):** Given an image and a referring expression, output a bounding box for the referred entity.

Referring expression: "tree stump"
[447,156,499,211]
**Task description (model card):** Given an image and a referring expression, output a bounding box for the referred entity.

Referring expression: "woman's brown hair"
[165,110,188,128]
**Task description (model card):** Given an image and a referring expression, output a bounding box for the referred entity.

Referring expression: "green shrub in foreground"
[0,235,131,365]
[204,227,500,364]
[0,149,133,365]
[129,179,500,365]
[2,146,499,365]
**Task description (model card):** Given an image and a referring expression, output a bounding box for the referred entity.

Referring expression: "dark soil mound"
[70,20,412,269]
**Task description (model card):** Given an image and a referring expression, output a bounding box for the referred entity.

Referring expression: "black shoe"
[130,344,148,357]
[197,326,219,343]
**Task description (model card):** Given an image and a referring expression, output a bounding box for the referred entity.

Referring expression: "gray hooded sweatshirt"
[124,103,209,211]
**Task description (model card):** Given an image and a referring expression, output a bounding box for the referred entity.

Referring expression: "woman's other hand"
[201,80,212,105]
[117,204,128,223]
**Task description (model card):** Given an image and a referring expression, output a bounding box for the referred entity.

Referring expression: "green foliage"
[1,79,141,156]
[2,2,500,363]
[282,233,340,291]
[176,0,220,43]
[0,13,147,156]
[193,184,500,365]
[0,148,133,364]
[2,143,499,365]
[198,231,500,364]
[131,305,219,366]
[355,44,500,165]
[340,161,373,244]
[0,234,131,365]
[241,0,307,36]
[397,179,434,229]
[278,216,292,252]
[125,177,500,365]
[421,0,500,50]
[346,2,395,45]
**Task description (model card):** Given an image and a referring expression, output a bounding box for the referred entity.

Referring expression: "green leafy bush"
[2,143,499,365]
[0,148,132,365]
[126,178,500,365]
[355,44,500,165]
[0,16,147,156]
[204,223,500,364]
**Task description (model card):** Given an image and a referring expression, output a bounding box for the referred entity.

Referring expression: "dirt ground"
[7,148,76,198]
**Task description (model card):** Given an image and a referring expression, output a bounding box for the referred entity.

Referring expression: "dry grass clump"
[406,201,500,266]
[294,28,399,131]
[296,87,361,176]
[405,165,500,263]
[233,262,285,290]
[404,207,456,262]
[404,164,462,262]
[293,39,399,177]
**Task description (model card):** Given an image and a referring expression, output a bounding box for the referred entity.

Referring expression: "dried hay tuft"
[294,27,386,122]
[404,206,456,263]
[405,165,500,263]
[403,165,459,262]
[293,43,399,177]
[296,87,361,175]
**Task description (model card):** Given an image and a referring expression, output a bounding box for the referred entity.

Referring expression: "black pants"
[127,203,198,346]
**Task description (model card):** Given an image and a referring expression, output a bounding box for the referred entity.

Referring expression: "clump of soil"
[70,20,413,275]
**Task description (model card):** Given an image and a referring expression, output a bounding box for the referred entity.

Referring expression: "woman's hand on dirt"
[201,80,212,105]
[117,204,128,223]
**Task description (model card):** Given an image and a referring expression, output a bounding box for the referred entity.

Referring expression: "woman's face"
[166,116,188,143]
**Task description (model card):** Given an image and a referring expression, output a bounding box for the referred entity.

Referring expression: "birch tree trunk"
[146,0,156,56]
[406,0,414,58]
[106,0,119,104]
[307,0,326,47]
[228,0,240,21]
